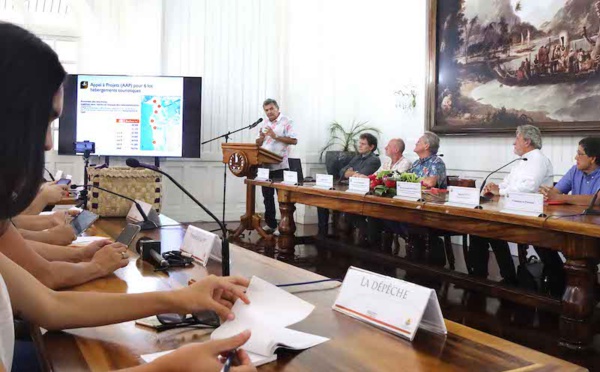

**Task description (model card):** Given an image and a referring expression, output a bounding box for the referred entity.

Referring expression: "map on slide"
[140,96,182,152]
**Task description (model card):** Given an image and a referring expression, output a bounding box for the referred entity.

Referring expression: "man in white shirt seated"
[373,138,411,174]
[468,125,553,286]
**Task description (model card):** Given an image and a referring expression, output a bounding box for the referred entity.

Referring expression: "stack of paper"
[211,276,329,362]
[141,276,328,367]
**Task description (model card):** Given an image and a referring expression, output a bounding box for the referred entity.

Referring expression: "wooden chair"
[430,176,476,270]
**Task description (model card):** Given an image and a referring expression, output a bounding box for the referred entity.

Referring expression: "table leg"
[231,183,273,245]
[277,201,296,255]
[559,256,597,350]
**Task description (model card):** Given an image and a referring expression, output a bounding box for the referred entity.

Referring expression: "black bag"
[517,255,544,291]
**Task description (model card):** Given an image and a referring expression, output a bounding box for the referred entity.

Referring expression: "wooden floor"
[194,220,600,371]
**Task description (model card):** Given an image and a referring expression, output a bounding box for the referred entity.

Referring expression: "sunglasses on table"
[155,310,221,332]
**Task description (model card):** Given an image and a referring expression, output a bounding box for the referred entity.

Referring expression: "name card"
[126,200,161,227]
[445,186,479,208]
[347,177,370,194]
[333,267,446,341]
[394,182,422,201]
[54,170,63,180]
[256,168,270,181]
[315,174,334,190]
[501,192,544,217]
[181,225,221,266]
[281,171,298,186]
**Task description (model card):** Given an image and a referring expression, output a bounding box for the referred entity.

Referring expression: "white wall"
[42,0,582,224]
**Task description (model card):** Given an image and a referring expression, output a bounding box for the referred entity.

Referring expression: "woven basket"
[87,167,162,217]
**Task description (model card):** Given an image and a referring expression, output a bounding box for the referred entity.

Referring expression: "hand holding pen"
[149,329,255,372]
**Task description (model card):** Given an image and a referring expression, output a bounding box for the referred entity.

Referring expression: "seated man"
[373,138,412,174]
[470,125,553,285]
[382,132,447,259]
[408,132,446,188]
[538,136,600,295]
[317,133,380,235]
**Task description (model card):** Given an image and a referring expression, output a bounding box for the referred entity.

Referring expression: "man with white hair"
[468,125,553,286]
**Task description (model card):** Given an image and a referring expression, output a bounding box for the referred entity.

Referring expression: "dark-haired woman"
[0,22,255,372]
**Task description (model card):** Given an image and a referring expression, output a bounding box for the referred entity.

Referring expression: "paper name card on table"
[180,225,221,266]
[256,168,270,181]
[501,192,544,217]
[347,177,370,195]
[314,174,334,190]
[281,171,299,186]
[211,276,329,361]
[394,182,422,201]
[333,266,446,342]
[65,174,73,180]
[54,170,63,180]
[445,186,480,208]
[126,200,161,227]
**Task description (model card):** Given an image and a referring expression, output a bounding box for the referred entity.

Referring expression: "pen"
[220,349,237,372]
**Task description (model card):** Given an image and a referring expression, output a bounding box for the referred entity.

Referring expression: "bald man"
[376,138,412,173]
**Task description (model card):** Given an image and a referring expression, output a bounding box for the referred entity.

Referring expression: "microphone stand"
[76,149,92,210]
[201,121,260,233]
[129,164,232,276]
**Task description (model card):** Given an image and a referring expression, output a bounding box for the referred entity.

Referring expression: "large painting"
[427,0,600,135]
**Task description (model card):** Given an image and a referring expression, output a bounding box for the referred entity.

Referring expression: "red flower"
[384,179,396,188]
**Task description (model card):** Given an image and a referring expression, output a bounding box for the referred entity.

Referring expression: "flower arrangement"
[368,170,422,197]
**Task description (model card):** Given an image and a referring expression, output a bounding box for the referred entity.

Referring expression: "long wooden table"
[238,179,600,351]
[37,219,585,371]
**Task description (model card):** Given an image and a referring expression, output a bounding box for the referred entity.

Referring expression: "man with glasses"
[539,136,600,296]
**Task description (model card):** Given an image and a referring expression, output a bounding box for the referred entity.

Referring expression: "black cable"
[542,212,583,227]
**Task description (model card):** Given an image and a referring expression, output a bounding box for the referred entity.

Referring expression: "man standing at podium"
[256,99,298,234]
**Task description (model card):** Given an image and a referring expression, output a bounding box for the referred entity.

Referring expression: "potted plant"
[319,120,381,178]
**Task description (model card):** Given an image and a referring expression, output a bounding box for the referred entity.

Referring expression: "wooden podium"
[221,143,282,244]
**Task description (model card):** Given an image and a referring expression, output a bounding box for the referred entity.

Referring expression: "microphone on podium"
[125,158,231,276]
[71,184,159,230]
[250,118,263,129]
[479,157,528,201]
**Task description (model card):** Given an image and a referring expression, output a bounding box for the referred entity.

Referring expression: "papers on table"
[141,349,277,367]
[69,236,108,247]
[140,277,328,368]
[211,276,329,358]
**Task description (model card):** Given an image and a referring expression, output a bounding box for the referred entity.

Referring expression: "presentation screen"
[59,74,201,158]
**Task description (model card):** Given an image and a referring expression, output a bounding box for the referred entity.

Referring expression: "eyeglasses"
[155,311,221,332]
[154,250,194,272]
[576,152,588,158]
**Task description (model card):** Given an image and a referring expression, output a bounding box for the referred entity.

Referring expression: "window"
[1,0,80,151]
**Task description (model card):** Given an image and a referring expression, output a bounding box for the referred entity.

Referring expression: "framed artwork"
[426,0,600,135]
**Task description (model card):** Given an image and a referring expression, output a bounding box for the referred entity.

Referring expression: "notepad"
[210,276,329,359]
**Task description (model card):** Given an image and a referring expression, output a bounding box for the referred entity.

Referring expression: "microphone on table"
[583,188,600,215]
[250,118,263,129]
[479,158,528,201]
[125,158,231,276]
[71,184,159,231]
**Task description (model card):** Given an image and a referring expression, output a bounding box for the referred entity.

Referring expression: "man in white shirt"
[256,99,298,232]
[469,125,553,285]
[374,138,412,174]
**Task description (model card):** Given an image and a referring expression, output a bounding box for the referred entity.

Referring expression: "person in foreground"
[0,22,255,372]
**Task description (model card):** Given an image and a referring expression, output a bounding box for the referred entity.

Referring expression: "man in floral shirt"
[256,99,298,233]
[409,132,447,188]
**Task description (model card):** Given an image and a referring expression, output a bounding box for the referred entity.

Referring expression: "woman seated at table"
[0,22,255,372]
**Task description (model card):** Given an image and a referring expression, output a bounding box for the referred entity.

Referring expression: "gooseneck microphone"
[250,118,263,129]
[126,158,231,276]
[583,188,600,215]
[71,184,158,230]
[479,158,528,199]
